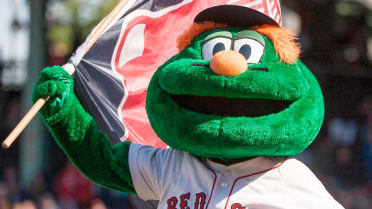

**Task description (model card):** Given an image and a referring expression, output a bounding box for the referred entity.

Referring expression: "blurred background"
[0,0,371,208]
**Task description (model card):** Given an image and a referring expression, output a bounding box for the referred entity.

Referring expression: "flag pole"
[2,97,50,149]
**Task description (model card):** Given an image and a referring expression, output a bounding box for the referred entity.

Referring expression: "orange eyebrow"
[252,24,301,64]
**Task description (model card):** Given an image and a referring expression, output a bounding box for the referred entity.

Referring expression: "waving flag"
[69,0,282,147]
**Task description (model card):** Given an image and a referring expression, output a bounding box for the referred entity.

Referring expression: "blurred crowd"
[0,162,132,209]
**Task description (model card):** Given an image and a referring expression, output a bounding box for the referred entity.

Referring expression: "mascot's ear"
[177,21,227,51]
[252,25,301,64]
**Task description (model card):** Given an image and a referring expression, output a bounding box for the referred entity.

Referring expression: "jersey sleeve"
[278,159,344,209]
[129,143,184,201]
[128,143,160,200]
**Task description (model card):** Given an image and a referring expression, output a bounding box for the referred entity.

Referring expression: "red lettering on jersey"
[180,193,191,209]
[231,203,245,209]
[167,197,178,209]
[194,192,206,209]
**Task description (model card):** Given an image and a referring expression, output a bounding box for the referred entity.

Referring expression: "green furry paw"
[32,66,73,117]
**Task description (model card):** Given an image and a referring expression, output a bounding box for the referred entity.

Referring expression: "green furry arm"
[32,66,135,194]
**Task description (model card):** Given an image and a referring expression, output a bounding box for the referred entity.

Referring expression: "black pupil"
[212,43,226,55]
[239,45,252,60]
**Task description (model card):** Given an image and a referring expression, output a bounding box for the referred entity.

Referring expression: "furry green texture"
[146,28,324,158]
[33,66,135,194]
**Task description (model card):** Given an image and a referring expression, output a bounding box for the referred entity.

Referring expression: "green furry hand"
[33,65,135,193]
[32,66,73,118]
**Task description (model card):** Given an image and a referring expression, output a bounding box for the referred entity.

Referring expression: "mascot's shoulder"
[278,158,326,188]
[277,158,344,208]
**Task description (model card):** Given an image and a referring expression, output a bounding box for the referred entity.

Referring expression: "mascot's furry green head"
[146,5,324,159]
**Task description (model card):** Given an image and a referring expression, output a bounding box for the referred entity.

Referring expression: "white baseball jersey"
[129,143,344,209]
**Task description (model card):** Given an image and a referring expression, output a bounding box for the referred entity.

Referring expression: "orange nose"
[210,51,248,76]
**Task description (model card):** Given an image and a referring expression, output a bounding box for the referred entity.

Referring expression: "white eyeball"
[233,39,265,64]
[202,38,232,61]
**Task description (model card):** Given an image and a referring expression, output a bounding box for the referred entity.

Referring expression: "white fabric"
[129,143,344,209]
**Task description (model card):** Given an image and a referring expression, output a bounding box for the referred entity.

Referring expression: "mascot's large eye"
[202,38,232,61]
[233,39,265,64]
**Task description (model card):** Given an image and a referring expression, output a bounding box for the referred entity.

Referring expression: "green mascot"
[32,2,344,209]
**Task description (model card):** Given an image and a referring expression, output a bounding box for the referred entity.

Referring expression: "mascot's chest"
[158,156,289,209]
[130,144,339,209]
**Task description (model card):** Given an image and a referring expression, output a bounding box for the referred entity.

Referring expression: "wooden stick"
[2,97,50,149]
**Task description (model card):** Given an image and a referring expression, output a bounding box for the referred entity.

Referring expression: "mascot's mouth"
[170,95,294,117]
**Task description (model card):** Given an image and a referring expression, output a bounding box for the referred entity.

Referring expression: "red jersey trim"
[205,168,217,209]
[223,159,287,209]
